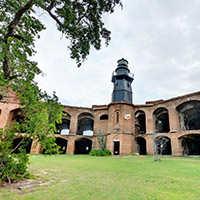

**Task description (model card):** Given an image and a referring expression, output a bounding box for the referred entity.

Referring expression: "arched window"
[11,108,25,125]
[10,108,25,132]
[56,113,71,135]
[135,137,146,155]
[179,134,200,155]
[116,111,119,124]
[135,110,146,134]
[100,114,108,120]
[154,136,172,155]
[75,138,92,154]
[12,137,32,154]
[153,107,170,133]
[77,113,94,136]
[176,101,200,131]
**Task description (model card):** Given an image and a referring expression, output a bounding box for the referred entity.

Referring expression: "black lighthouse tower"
[111,58,134,103]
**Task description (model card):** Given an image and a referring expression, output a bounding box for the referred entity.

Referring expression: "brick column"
[67,138,75,154]
[168,107,180,132]
[145,110,154,134]
[146,135,154,155]
[69,115,78,134]
[30,140,41,154]
[0,108,11,128]
[171,135,182,156]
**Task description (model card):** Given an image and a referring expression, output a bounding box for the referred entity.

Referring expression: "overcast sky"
[34,0,200,107]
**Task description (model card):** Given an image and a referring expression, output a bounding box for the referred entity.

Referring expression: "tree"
[96,129,107,150]
[0,0,122,183]
[153,135,169,161]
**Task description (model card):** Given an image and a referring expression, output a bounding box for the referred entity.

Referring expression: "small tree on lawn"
[96,129,107,150]
[153,135,169,161]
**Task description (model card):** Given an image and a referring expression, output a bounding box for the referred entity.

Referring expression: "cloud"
[34,0,200,107]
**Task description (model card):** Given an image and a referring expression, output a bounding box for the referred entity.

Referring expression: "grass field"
[0,155,200,200]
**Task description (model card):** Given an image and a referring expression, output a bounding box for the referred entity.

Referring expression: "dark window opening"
[177,101,200,131]
[154,136,172,155]
[77,113,94,135]
[180,134,200,155]
[135,110,146,134]
[55,138,68,154]
[75,138,92,154]
[11,109,26,132]
[56,118,70,135]
[116,112,119,124]
[100,114,108,120]
[136,137,146,155]
[153,108,170,133]
[12,137,32,154]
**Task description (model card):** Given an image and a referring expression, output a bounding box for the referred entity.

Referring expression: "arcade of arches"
[1,92,200,156]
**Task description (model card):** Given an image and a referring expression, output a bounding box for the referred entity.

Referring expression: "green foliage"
[89,149,111,156]
[0,0,122,183]
[0,127,30,183]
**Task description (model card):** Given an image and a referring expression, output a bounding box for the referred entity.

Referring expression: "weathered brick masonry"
[1,59,200,156]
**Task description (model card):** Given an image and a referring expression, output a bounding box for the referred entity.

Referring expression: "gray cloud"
[34,0,200,106]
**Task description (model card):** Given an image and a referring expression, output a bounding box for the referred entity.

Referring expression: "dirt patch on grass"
[0,172,54,195]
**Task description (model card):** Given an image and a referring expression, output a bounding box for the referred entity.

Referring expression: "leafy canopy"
[0,0,122,182]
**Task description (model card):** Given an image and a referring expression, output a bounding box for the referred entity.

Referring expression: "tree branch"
[13,34,26,42]
[45,10,63,27]
[5,0,34,41]
[46,0,57,11]
[3,0,34,79]
[8,136,25,155]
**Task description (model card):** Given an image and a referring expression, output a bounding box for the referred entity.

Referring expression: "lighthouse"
[111,58,134,103]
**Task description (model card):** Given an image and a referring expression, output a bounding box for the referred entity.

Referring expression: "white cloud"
[34,0,200,107]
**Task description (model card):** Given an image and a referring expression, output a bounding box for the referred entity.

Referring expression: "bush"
[103,149,112,156]
[0,149,29,183]
[89,149,111,157]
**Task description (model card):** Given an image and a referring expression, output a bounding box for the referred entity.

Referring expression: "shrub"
[89,149,111,157]
[103,149,112,156]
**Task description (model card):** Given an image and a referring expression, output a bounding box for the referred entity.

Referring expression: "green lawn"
[1,155,200,200]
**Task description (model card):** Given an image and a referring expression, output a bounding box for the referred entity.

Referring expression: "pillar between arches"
[171,135,182,156]
[67,138,75,154]
[30,140,41,154]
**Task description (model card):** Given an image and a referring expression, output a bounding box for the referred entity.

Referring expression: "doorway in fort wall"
[74,138,93,154]
[113,135,120,155]
[179,134,200,156]
[12,137,33,154]
[135,137,146,155]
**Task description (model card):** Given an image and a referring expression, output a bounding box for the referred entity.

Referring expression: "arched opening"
[56,113,71,135]
[135,137,146,155]
[55,137,68,154]
[154,136,172,155]
[179,134,200,155]
[116,111,119,124]
[11,109,25,124]
[10,108,26,132]
[100,114,108,120]
[135,110,146,134]
[12,137,32,154]
[77,113,94,136]
[177,101,200,131]
[75,138,92,154]
[153,107,170,133]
